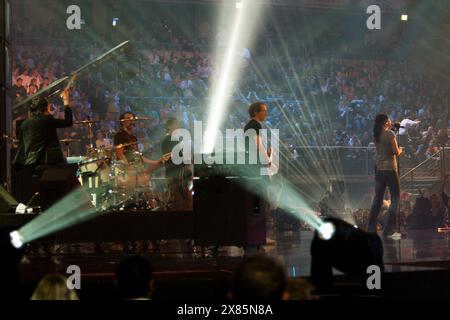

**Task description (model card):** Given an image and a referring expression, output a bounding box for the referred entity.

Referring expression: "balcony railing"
[399,147,449,195]
[281,146,449,182]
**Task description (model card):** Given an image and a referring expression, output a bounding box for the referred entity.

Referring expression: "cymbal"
[74,120,102,125]
[117,116,152,122]
[115,141,138,149]
[78,157,110,166]
[60,138,81,143]
[103,141,138,149]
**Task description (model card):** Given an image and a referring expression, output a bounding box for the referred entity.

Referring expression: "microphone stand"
[395,128,401,235]
[26,192,40,212]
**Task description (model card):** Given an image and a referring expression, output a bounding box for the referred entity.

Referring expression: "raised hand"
[159,152,172,164]
[60,88,70,106]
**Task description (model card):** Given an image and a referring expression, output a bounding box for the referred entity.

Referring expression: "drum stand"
[101,148,121,210]
[64,141,71,157]
[87,118,95,150]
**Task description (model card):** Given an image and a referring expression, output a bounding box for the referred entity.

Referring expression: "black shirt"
[244,119,264,172]
[13,107,73,168]
[244,119,262,135]
[113,130,138,163]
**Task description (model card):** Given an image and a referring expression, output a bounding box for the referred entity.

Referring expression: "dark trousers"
[12,166,43,204]
[367,169,400,236]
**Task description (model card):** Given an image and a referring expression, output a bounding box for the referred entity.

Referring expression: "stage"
[14,224,450,299]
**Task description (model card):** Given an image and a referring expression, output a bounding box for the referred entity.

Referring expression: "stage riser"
[0,211,194,242]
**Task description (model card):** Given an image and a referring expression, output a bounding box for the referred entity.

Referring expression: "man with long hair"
[367,113,403,237]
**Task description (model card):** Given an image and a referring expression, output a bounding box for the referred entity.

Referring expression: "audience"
[232,256,289,301]
[31,274,79,300]
[116,256,153,300]
[286,278,316,300]
[11,43,448,168]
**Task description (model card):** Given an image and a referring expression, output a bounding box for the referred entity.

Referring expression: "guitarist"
[244,102,272,174]
[244,101,276,245]
[161,117,193,211]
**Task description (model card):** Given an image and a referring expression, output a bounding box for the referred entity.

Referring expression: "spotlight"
[310,217,384,293]
[401,14,408,21]
[0,228,25,299]
[9,231,24,249]
[318,222,335,240]
[204,0,264,153]
[112,17,119,26]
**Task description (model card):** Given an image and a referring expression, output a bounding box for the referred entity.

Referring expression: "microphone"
[15,192,40,214]
[392,122,405,131]
[26,192,40,209]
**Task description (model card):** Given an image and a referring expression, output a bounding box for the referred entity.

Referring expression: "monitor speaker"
[39,165,80,209]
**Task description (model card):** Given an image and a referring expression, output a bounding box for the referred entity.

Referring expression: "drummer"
[113,112,167,168]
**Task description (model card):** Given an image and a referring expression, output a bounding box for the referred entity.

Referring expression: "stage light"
[203,0,264,154]
[318,222,335,240]
[112,18,119,26]
[0,228,25,299]
[401,14,408,21]
[9,231,23,249]
[203,2,246,154]
[231,171,326,233]
[310,217,384,292]
[11,187,97,247]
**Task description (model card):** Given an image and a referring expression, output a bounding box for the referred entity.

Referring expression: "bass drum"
[113,162,150,192]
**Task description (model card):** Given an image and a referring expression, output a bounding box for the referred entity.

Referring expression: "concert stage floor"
[18,228,450,299]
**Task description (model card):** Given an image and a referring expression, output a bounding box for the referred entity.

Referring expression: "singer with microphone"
[367,113,403,238]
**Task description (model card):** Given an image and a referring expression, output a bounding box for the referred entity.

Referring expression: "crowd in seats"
[11,45,216,161]
[11,44,448,167]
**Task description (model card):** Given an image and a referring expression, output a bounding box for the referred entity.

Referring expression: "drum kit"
[65,116,166,211]
[12,41,168,211]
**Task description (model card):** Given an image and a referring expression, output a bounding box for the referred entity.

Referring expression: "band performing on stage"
[9,80,407,237]
[3,0,450,304]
